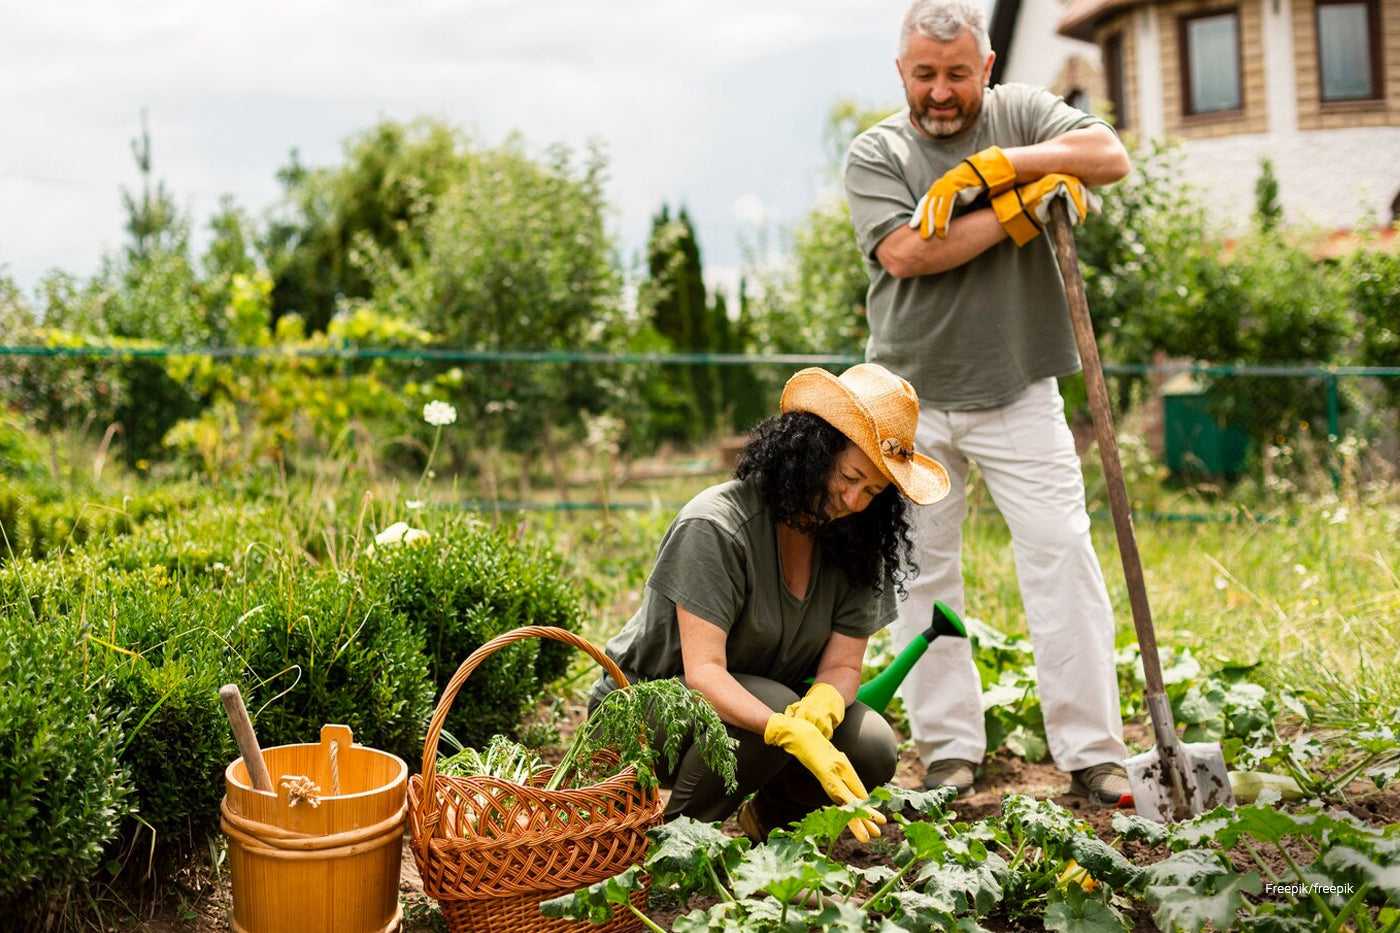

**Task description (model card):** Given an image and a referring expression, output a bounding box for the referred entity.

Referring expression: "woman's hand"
[784,682,847,739]
[763,713,885,843]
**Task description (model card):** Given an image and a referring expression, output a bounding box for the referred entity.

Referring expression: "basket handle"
[418,625,631,834]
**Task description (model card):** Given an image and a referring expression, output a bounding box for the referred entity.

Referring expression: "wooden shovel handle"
[1046,199,1167,698]
[220,684,274,792]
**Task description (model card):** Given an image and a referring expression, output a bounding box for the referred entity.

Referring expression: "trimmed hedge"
[363,515,583,750]
[0,608,134,921]
[0,479,593,923]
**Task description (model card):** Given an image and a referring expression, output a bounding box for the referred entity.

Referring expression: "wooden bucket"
[221,724,409,933]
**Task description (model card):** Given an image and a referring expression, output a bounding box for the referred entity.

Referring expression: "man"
[842,0,1132,805]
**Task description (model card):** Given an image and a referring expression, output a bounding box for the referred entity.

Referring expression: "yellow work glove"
[784,682,846,740]
[910,146,1018,239]
[991,173,1101,247]
[763,713,885,843]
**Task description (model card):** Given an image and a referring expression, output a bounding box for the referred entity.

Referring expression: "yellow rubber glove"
[910,146,1017,239]
[764,713,885,843]
[991,173,1100,247]
[784,682,846,740]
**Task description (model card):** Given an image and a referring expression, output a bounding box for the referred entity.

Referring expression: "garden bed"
[118,724,1400,933]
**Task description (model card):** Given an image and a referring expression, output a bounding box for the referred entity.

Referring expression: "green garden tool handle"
[855,601,967,714]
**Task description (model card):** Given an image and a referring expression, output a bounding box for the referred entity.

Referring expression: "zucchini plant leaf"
[538,865,643,924]
[1066,833,1146,891]
[645,815,748,896]
[1323,839,1400,900]
[914,855,1007,916]
[1144,849,1260,932]
[731,831,852,902]
[1044,887,1127,933]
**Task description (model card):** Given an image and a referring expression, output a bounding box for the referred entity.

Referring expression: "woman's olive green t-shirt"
[592,477,897,701]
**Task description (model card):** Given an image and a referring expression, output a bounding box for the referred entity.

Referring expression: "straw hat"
[780,363,950,505]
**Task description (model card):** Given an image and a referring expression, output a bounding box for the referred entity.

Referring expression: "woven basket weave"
[408,626,663,933]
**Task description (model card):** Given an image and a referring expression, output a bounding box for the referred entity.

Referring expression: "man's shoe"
[736,797,771,844]
[921,758,977,797]
[1069,762,1132,807]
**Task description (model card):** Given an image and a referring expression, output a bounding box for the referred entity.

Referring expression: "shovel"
[1046,198,1233,822]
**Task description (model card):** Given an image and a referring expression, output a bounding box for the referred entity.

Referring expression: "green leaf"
[881,782,958,818]
[883,889,959,930]
[1005,725,1049,762]
[1323,841,1400,899]
[645,816,748,897]
[1044,889,1127,933]
[1145,849,1260,932]
[538,866,643,924]
[731,832,852,902]
[915,856,1007,916]
[1110,811,1172,847]
[1000,793,1086,848]
[1066,834,1145,891]
[900,819,953,863]
[790,797,882,848]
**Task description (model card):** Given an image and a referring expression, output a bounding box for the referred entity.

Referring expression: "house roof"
[1057,0,1148,41]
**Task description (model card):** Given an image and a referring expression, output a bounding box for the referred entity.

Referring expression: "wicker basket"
[408,626,663,933]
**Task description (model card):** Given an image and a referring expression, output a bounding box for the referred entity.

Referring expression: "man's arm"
[874,123,1129,279]
[1002,123,1131,187]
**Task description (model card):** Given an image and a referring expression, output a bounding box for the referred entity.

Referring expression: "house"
[992,0,1400,233]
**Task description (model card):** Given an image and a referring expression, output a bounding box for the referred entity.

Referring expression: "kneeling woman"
[590,363,949,842]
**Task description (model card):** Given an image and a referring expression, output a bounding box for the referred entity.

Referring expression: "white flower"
[423,400,458,427]
[372,521,432,550]
[375,522,411,546]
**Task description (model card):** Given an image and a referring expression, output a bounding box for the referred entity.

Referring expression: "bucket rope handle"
[417,625,632,836]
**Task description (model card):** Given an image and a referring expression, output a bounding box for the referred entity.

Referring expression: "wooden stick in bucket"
[220,684,274,792]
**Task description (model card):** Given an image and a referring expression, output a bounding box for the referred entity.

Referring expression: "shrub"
[0,608,134,922]
[363,516,585,750]
[89,579,240,868]
[235,559,435,766]
[0,417,47,485]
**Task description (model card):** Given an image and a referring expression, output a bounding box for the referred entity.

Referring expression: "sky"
[0,0,934,303]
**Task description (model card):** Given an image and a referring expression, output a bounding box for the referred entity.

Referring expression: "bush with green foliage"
[85,578,241,864]
[0,608,134,920]
[362,516,584,750]
[233,560,435,766]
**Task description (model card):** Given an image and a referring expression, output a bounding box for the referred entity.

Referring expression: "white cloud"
[0,0,908,296]
[730,193,776,228]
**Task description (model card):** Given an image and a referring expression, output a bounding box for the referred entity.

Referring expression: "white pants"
[897,378,1127,773]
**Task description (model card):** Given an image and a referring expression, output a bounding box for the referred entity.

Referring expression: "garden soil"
[119,715,1400,933]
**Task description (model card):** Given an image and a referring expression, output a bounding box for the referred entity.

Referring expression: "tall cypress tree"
[643,204,718,440]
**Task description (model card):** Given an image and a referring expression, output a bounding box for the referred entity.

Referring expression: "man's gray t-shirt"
[844,83,1107,410]
[593,477,897,700]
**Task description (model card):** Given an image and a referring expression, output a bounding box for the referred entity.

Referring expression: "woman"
[590,363,949,842]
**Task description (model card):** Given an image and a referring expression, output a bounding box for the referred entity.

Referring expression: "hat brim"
[781,368,950,506]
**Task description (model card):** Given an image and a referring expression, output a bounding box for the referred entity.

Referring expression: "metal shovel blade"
[1126,741,1234,822]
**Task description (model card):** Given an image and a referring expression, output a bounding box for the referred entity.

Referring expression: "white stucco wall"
[1129,0,1398,233]
[1002,0,1100,91]
[1174,128,1400,233]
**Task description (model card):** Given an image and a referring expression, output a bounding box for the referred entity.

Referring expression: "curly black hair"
[734,411,917,597]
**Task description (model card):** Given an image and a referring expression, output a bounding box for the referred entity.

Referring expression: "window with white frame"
[1181,10,1242,115]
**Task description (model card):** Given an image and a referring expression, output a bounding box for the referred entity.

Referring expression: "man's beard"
[913,93,983,138]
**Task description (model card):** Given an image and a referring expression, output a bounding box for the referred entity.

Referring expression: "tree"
[363,132,630,467]
[1253,158,1283,233]
[742,99,897,359]
[263,118,470,333]
[638,204,720,441]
